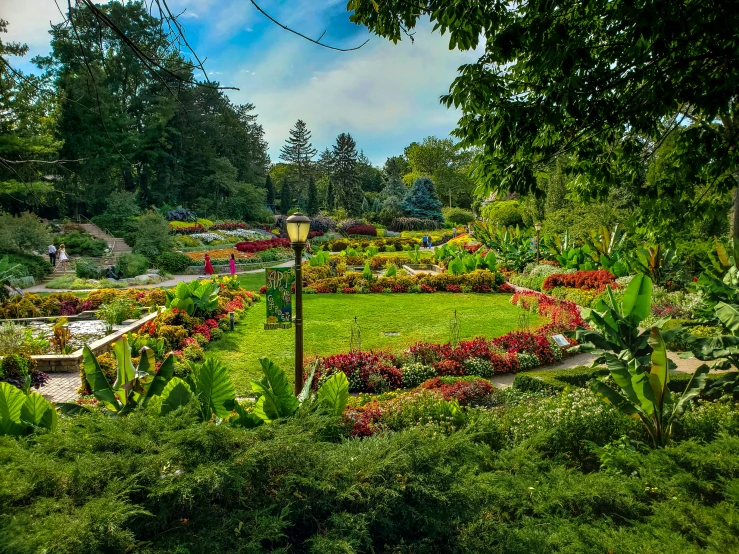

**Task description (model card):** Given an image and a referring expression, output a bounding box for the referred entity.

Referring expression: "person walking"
[58,244,68,272]
[427,235,433,249]
[204,254,214,275]
[229,253,236,276]
[422,235,428,248]
[48,244,57,267]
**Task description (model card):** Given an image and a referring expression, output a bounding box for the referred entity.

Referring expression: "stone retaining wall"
[29,309,161,373]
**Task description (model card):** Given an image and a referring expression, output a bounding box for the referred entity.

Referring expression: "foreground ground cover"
[207,292,542,394]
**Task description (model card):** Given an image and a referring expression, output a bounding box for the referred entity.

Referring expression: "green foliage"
[442,206,474,225]
[1,253,51,281]
[95,298,138,332]
[0,382,56,436]
[74,257,104,279]
[165,280,220,317]
[401,362,436,388]
[0,212,51,255]
[55,230,107,257]
[473,222,534,271]
[401,177,444,222]
[572,275,656,371]
[481,200,524,227]
[306,175,319,216]
[250,357,300,423]
[629,245,681,286]
[61,336,175,416]
[133,211,171,260]
[316,372,350,415]
[155,251,191,274]
[590,328,710,447]
[0,255,34,294]
[116,253,150,278]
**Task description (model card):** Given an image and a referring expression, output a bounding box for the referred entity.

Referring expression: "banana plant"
[570,274,658,372]
[542,230,572,258]
[308,250,330,267]
[701,236,739,280]
[585,224,628,258]
[590,327,709,447]
[165,280,220,316]
[555,245,597,270]
[0,382,57,437]
[628,245,679,285]
[59,335,175,416]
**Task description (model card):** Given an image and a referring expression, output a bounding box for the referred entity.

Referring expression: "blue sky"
[3,0,481,166]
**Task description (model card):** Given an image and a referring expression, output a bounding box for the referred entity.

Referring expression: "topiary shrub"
[442,207,475,225]
[388,218,440,232]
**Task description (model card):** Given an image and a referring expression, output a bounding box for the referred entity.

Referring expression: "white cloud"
[1,0,64,56]
[229,23,481,165]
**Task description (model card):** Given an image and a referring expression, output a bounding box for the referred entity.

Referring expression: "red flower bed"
[432,359,464,376]
[542,269,616,291]
[313,351,402,393]
[497,282,516,293]
[235,238,291,253]
[345,224,377,236]
[421,377,494,406]
[308,231,324,238]
[510,290,585,326]
[493,331,557,364]
[210,222,248,231]
[445,284,462,293]
[170,223,206,235]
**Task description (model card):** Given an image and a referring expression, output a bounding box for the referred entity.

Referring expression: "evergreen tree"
[279,120,317,197]
[325,179,335,211]
[265,174,276,208]
[402,177,444,222]
[280,182,291,214]
[306,175,319,216]
[331,133,362,215]
[381,176,408,212]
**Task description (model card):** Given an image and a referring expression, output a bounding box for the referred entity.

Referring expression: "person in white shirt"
[48,244,57,266]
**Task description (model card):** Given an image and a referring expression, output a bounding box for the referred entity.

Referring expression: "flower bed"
[0,289,165,319]
[542,269,617,291]
[235,238,291,253]
[310,291,582,394]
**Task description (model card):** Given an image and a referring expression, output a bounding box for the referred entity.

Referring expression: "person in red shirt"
[204,254,214,275]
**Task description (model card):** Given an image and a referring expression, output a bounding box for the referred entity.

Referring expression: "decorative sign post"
[264,267,294,330]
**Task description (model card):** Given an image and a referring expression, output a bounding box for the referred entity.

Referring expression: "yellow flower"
[267,316,278,323]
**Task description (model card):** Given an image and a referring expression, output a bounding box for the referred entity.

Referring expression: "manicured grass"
[235,270,268,291]
[207,292,544,394]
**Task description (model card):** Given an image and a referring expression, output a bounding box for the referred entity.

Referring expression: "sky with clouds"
[2,0,481,166]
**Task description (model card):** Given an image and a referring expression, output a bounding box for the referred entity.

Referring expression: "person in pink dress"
[229,253,236,276]
[204,254,214,275]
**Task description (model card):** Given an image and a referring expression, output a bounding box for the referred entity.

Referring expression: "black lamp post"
[534,221,542,263]
[285,212,311,396]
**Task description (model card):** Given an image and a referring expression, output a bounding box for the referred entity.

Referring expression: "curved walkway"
[25,260,296,293]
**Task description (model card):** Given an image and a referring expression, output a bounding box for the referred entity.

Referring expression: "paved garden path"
[25,260,295,293]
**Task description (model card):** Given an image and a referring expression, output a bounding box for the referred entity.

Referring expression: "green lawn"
[207,292,544,394]
[235,270,268,291]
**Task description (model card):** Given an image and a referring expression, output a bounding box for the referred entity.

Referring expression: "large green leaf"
[57,403,91,416]
[194,358,236,419]
[142,353,175,407]
[604,355,641,406]
[672,364,710,419]
[631,371,656,417]
[0,382,25,436]
[82,345,121,412]
[590,379,640,416]
[621,274,652,324]
[317,372,350,416]
[297,363,317,404]
[20,392,57,431]
[231,401,264,428]
[252,389,282,423]
[159,377,193,416]
[256,357,299,416]
[647,328,669,410]
[111,337,136,402]
[715,303,739,336]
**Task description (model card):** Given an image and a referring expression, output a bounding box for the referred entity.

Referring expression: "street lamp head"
[534,221,542,232]
[286,212,311,246]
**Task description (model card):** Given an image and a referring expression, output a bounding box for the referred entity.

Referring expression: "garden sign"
[264,267,294,330]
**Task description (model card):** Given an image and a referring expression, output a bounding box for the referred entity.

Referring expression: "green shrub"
[116,253,150,278]
[133,210,171,259]
[0,352,33,379]
[0,212,51,255]
[75,257,104,279]
[481,200,524,227]
[155,252,191,274]
[442,207,475,225]
[55,230,108,257]
[462,357,494,378]
[1,253,52,280]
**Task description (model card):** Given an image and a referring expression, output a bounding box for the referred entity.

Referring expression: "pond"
[28,320,109,354]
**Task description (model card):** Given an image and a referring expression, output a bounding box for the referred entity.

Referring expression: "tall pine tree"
[279,120,316,198]
[331,133,362,216]
[402,177,444,222]
[306,175,319,216]
[265,174,276,208]
[280,182,291,214]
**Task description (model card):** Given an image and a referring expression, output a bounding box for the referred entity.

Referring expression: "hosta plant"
[165,280,220,316]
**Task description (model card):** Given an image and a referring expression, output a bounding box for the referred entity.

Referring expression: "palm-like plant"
[590,328,709,447]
